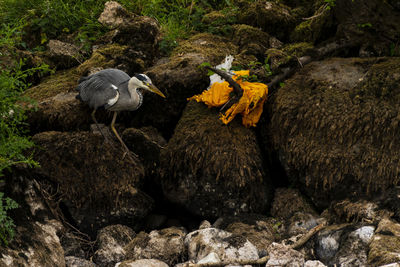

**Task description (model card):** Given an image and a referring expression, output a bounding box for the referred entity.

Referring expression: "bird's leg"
[110,111,131,158]
[91,109,110,143]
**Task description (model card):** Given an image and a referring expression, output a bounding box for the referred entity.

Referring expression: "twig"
[205,66,243,98]
[289,221,327,250]
[183,255,270,267]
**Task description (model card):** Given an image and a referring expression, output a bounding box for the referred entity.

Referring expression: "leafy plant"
[324,0,336,9]
[0,191,18,246]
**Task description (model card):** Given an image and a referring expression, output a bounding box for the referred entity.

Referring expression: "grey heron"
[76,68,166,155]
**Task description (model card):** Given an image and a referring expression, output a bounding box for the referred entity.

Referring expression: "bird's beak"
[147,83,166,98]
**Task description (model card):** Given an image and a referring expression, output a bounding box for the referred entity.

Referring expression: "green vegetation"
[0,191,19,246]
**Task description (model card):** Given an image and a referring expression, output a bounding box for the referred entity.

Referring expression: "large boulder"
[32,131,152,235]
[262,57,400,208]
[142,33,238,137]
[161,101,272,218]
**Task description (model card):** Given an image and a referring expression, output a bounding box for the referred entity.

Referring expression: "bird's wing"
[76,74,120,109]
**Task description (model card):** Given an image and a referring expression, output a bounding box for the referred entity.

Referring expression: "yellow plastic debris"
[188,70,268,127]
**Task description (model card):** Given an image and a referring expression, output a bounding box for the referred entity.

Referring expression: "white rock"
[116,259,169,267]
[185,228,259,263]
[304,260,327,267]
[350,226,375,243]
[197,252,221,264]
[265,242,305,267]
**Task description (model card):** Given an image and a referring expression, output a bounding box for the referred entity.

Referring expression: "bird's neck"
[128,86,143,110]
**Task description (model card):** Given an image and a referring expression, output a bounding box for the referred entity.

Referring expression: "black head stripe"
[135,74,147,82]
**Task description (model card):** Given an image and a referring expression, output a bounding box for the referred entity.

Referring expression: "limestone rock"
[265,242,305,267]
[65,256,95,267]
[124,227,186,266]
[161,101,271,218]
[117,259,169,267]
[185,227,259,263]
[32,131,152,235]
[93,224,136,267]
[304,260,327,267]
[98,1,134,29]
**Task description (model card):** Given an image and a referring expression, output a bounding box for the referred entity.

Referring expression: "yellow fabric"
[188,70,268,127]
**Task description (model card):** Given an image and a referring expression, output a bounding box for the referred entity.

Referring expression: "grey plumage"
[76,68,166,157]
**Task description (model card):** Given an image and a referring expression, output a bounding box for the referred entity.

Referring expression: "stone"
[98,1,134,29]
[197,252,221,264]
[122,127,166,177]
[32,131,152,236]
[46,40,85,69]
[143,33,237,137]
[237,0,296,41]
[262,57,400,209]
[161,101,271,218]
[265,242,305,267]
[287,212,322,236]
[93,224,136,267]
[65,256,95,267]
[185,227,259,263]
[124,227,186,266]
[304,260,327,267]
[116,259,169,267]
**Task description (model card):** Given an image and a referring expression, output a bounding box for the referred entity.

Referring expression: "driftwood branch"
[289,221,327,250]
[183,255,270,267]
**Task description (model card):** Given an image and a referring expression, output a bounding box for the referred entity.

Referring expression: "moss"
[172,33,237,64]
[368,234,400,266]
[23,68,80,102]
[267,57,400,202]
[266,42,314,72]
[290,4,333,43]
[76,44,129,75]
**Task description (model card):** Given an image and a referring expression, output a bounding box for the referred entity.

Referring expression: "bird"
[76,68,166,155]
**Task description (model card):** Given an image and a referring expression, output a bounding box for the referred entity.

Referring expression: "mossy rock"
[290,4,335,43]
[266,42,314,72]
[368,219,400,265]
[200,10,236,36]
[160,101,272,218]
[132,33,238,138]
[237,1,296,41]
[334,0,400,56]
[262,57,400,208]
[231,24,270,58]
[32,131,151,235]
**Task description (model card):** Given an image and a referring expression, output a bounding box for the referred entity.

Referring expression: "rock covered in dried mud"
[161,101,271,218]
[263,57,400,208]
[93,224,136,267]
[32,131,152,235]
[124,227,186,266]
[185,227,259,263]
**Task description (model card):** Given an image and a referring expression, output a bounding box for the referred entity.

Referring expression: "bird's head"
[128,74,166,98]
